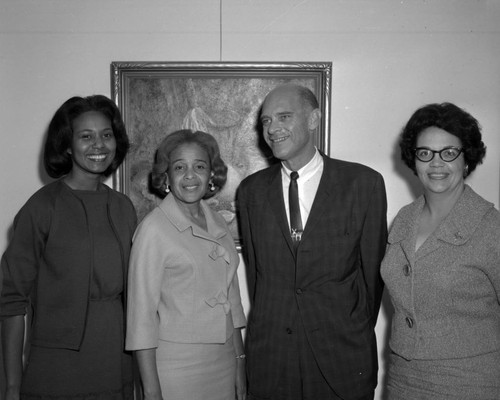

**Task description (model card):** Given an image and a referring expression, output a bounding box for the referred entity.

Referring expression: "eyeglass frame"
[414,146,464,163]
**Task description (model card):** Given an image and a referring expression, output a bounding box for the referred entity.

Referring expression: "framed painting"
[111,61,332,249]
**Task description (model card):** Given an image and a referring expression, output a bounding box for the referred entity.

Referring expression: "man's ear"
[308,108,321,131]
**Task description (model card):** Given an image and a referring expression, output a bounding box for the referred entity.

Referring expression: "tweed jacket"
[381,185,500,360]
[126,194,246,350]
[0,179,137,350]
[238,154,388,400]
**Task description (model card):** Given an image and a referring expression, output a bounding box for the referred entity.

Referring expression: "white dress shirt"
[281,148,324,230]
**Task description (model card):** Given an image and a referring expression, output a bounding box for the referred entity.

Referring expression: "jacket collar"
[434,185,493,245]
[299,154,338,236]
[158,194,228,242]
[388,185,493,248]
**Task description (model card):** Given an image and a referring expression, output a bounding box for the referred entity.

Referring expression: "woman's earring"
[165,185,170,193]
[463,164,469,178]
[209,180,215,192]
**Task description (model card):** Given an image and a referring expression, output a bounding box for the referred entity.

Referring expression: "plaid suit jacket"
[238,154,387,399]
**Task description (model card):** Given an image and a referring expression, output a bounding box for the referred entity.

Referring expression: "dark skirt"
[20,298,133,400]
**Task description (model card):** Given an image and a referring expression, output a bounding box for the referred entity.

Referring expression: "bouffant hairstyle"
[44,95,129,178]
[151,130,227,199]
[399,102,486,176]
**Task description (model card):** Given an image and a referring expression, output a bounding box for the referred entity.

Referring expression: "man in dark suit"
[238,84,387,400]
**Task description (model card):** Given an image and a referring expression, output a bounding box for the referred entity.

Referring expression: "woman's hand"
[135,349,164,400]
[235,357,247,400]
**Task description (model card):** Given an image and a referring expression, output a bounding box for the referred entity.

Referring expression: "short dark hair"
[151,130,228,199]
[400,102,486,176]
[44,95,129,178]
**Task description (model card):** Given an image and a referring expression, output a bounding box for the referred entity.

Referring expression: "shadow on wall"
[378,290,394,400]
[390,135,422,202]
[376,136,422,400]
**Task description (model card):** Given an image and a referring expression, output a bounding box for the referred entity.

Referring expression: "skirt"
[156,336,236,400]
[386,350,500,400]
[20,298,133,400]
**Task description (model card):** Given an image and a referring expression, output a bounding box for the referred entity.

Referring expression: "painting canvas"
[111,62,332,248]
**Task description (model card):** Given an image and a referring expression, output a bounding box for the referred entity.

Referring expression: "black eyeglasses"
[414,147,463,162]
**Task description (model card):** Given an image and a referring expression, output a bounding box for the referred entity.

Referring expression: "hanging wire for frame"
[219,0,223,61]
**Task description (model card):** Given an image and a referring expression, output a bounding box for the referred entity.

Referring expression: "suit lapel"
[266,166,296,254]
[300,156,338,242]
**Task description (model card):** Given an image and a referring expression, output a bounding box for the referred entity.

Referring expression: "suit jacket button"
[403,264,411,276]
[286,328,293,334]
[406,317,414,328]
[296,288,303,295]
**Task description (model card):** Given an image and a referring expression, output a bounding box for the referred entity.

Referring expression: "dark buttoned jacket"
[0,180,137,350]
[238,154,387,400]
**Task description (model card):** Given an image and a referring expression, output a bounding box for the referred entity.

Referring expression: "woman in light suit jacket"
[126,130,246,400]
[381,103,500,399]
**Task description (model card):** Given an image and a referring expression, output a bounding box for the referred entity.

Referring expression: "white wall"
[1,1,499,398]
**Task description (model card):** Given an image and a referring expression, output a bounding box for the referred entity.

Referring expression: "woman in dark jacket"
[1,95,137,400]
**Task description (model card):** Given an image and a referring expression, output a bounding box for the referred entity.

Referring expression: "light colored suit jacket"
[381,185,500,360]
[126,194,246,350]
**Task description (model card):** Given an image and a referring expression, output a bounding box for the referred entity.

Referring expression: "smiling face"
[167,142,213,208]
[415,126,465,197]
[260,86,319,171]
[68,110,116,182]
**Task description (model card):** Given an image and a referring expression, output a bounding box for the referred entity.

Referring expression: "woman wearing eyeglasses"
[381,102,500,399]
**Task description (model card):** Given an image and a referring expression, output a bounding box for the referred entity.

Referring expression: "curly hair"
[44,95,129,178]
[399,102,486,176]
[151,130,228,199]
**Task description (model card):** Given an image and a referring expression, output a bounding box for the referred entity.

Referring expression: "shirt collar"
[281,147,322,180]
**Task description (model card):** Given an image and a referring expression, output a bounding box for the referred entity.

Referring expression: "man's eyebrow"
[261,111,293,118]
